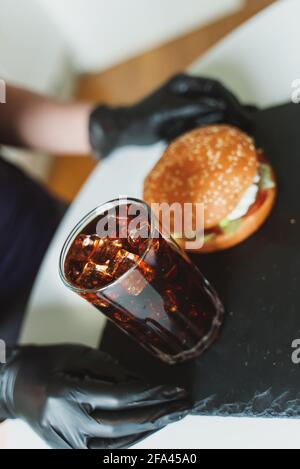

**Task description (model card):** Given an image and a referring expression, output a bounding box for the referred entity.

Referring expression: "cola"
[61,200,224,364]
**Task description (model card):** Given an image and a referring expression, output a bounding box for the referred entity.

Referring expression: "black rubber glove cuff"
[0,394,10,421]
[89,105,128,160]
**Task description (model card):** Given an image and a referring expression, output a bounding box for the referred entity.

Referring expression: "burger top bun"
[144,125,258,229]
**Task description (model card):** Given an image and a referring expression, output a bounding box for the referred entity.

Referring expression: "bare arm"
[0,84,93,155]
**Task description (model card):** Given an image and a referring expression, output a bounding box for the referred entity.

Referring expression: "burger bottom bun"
[174,166,277,254]
[199,187,276,253]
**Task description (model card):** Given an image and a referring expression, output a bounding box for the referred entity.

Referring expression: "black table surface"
[101,103,300,419]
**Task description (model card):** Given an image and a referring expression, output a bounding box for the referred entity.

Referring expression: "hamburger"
[143,125,276,253]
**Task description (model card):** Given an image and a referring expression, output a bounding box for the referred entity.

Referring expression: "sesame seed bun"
[143,125,277,253]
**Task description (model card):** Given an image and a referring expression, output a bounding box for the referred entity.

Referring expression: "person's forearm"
[0,84,93,154]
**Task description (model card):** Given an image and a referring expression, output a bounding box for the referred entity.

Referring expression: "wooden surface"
[47,0,275,202]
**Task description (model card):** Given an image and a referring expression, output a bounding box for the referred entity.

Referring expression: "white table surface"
[10,0,300,449]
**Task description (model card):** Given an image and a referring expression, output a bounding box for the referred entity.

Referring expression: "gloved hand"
[0,344,190,449]
[89,73,257,159]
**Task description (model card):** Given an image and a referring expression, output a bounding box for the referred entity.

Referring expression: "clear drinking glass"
[59,198,224,364]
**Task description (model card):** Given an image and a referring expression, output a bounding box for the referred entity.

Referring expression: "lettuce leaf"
[260,163,275,190]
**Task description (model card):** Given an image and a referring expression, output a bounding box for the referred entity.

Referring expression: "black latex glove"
[89,73,257,159]
[0,344,190,449]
